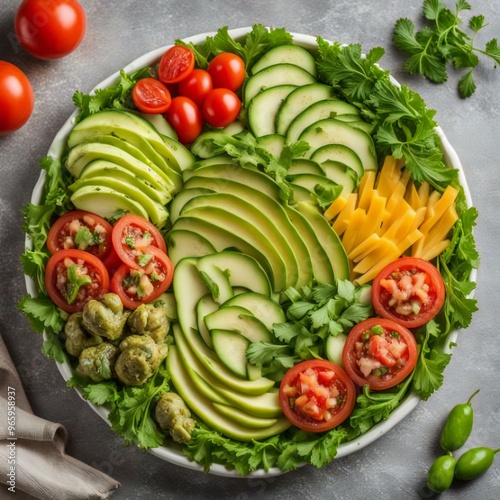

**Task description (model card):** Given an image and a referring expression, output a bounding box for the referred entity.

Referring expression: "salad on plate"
[19,25,479,476]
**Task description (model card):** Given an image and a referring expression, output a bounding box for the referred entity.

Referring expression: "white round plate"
[25,27,475,478]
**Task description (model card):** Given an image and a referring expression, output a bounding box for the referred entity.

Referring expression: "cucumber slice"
[196,294,219,348]
[136,111,177,139]
[311,144,364,179]
[244,63,316,106]
[248,84,297,137]
[299,119,377,171]
[286,99,360,143]
[211,329,250,379]
[250,44,317,77]
[321,160,358,196]
[287,158,324,176]
[205,306,273,343]
[286,173,342,194]
[222,292,285,331]
[325,333,347,367]
[169,187,214,224]
[193,155,235,169]
[276,84,335,136]
[256,134,285,158]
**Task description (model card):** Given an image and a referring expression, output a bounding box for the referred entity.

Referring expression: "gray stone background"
[1,0,499,498]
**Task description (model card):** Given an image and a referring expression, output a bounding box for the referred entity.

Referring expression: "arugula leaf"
[394,0,500,96]
[73,67,151,122]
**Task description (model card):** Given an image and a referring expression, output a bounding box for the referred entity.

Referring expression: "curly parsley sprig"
[393,0,500,97]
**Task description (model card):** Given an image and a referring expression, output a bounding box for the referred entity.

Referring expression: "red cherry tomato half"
[279,359,356,432]
[165,96,203,144]
[158,45,195,85]
[207,52,246,91]
[15,0,86,60]
[45,249,110,314]
[342,318,418,391]
[202,88,241,128]
[111,246,174,310]
[47,210,113,261]
[111,214,166,270]
[371,257,446,329]
[132,78,172,114]
[178,69,213,107]
[0,61,34,136]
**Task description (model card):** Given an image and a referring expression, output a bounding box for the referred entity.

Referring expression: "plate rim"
[24,26,476,478]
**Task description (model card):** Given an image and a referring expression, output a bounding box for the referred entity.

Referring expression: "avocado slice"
[181,193,298,288]
[195,294,219,348]
[183,170,313,288]
[81,134,183,192]
[68,176,169,228]
[66,142,173,194]
[168,343,290,440]
[166,230,215,267]
[169,187,214,224]
[79,160,170,205]
[70,185,149,220]
[210,329,251,379]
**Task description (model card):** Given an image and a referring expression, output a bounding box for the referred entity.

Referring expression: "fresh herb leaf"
[73,67,150,122]
[394,0,500,96]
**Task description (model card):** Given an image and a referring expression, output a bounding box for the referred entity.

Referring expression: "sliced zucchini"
[244,63,316,106]
[276,83,335,136]
[211,329,250,379]
[321,160,358,197]
[166,230,215,267]
[256,134,285,158]
[286,99,360,143]
[287,158,324,176]
[196,294,219,348]
[299,118,377,171]
[248,84,297,137]
[310,143,364,179]
[250,44,317,77]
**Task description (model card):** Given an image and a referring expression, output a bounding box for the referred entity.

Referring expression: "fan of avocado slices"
[19,24,479,475]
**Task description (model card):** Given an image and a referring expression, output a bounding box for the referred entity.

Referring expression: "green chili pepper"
[455,446,500,480]
[427,454,456,493]
[440,389,480,452]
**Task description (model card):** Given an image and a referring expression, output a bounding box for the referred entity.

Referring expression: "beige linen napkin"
[0,335,121,499]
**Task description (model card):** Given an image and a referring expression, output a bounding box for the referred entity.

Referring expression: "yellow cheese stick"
[418,182,430,206]
[348,233,381,262]
[376,156,401,197]
[421,239,452,261]
[352,237,399,275]
[421,206,458,251]
[332,193,357,236]
[324,195,348,221]
[419,185,459,235]
[341,208,367,254]
[357,171,377,210]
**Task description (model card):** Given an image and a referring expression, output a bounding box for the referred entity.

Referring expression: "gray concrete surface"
[1,0,499,498]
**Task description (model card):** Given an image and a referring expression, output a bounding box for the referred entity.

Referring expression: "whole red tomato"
[165,96,203,144]
[202,88,241,128]
[15,0,86,60]
[0,61,34,136]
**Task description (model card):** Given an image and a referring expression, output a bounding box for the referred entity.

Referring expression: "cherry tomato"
[112,214,166,270]
[202,88,241,128]
[178,69,213,107]
[132,78,172,114]
[47,210,113,261]
[158,45,195,85]
[45,249,110,313]
[0,61,34,136]
[207,52,246,91]
[342,318,418,391]
[372,257,446,329]
[165,96,203,144]
[15,0,86,60]
[279,359,356,432]
[111,246,174,310]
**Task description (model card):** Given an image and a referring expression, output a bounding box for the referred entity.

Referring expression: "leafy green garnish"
[393,0,500,97]
[72,67,151,122]
[73,362,171,449]
[247,280,372,379]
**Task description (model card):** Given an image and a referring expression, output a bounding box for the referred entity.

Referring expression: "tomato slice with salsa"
[110,245,174,310]
[342,318,418,391]
[47,210,113,260]
[372,257,445,329]
[45,249,110,314]
[279,359,356,432]
[111,214,167,270]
